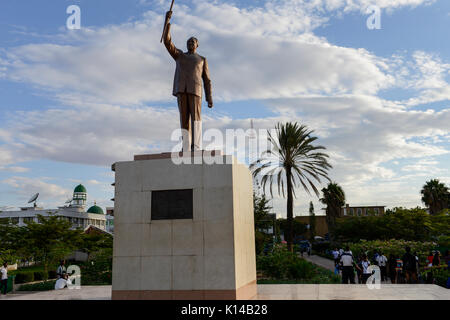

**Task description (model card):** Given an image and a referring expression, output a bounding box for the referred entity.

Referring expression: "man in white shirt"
[340,246,356,284]
[55,273,72,290]
[0,262,8,295]
[376,252,388,282]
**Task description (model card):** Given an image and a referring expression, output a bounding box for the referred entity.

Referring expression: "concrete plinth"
[111,152,257,300]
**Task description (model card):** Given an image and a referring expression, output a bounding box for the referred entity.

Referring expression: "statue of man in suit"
[163,11,213,152]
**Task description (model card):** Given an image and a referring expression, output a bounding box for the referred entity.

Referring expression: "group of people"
[331,246,448,284]
[55,260,72,290]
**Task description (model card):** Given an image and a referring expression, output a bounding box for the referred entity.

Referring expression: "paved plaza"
[2,284,449,300]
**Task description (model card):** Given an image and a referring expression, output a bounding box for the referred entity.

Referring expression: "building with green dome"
[0,184,110,232]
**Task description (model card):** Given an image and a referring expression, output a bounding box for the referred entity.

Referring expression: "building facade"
[295,203,386,237]
[0,184,107,231]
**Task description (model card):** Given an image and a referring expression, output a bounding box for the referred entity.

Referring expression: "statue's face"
[187,37,198,52]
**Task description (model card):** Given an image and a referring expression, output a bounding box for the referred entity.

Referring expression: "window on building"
[375,208,379,216]
[343,208,347,216]
[357,208,362,216]
[23,217,34,223]
[350,208,354,216]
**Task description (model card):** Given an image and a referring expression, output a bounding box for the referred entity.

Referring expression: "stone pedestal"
[111,151,257,300]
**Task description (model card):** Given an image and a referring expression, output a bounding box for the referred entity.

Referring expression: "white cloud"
[0,1,396,105]
[1,176,72,207]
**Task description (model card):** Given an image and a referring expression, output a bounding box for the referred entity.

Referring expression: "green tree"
[79,231,113,261]
[421,179,449,215]
[0,218,26,264]
[334,207,448,242]
[253,192,273,255]
[253,192,273,231]
[320,182,345,242]
[308,201,316,240]
[22,214,83,275]
[251,122,331,251]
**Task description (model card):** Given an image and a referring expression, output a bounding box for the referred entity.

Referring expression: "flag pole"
[160,0,175,43]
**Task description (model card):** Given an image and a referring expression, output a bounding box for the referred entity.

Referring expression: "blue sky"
[0,0,449,215]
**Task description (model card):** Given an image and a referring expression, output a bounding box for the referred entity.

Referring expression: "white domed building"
[0,184,108,232]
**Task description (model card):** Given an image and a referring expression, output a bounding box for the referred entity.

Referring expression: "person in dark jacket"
[388,254,397,283]
[432,251,441,266]
[402,246,417,284]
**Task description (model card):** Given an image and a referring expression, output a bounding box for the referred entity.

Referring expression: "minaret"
[72,184,87,209]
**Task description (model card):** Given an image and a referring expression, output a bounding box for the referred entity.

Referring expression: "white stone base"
[111,152,257,300]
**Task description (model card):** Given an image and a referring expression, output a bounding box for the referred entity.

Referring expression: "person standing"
[0,263,8,295]
[432,251,441,266]
[388,254,397,284]
[402,246,418,284]
[376,252,388,282]
[57,260,67,279]
[332,248,340,268]
[340,246,355,284]
[360,255,372,284]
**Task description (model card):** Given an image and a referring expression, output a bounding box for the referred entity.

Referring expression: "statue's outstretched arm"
[163,22,181,60]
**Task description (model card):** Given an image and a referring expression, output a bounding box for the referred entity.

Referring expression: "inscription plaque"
[151,189,193,220]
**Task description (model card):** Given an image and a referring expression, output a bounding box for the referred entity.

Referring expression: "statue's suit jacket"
[164,24,212,103]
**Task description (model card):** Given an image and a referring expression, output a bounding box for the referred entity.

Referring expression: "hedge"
[18,280,56,291]
[14,272,34,284]
[33,271,49,281]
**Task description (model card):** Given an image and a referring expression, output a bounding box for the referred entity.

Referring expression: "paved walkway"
[302,254,335,271]
[3,284,449,300]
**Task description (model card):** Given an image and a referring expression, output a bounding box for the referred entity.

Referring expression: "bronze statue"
[163,10,213,152]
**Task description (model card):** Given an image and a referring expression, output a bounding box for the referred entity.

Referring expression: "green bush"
[257,244,340,284]
[18,280,56,291]
[14,272,34,284]
[33,271,48,281]
[287,259,315,279]
[78,248,113,285]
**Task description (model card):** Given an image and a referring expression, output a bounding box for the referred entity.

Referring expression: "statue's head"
[187,37,199,52]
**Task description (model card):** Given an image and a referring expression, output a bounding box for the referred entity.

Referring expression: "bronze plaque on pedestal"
[151,189,193,220]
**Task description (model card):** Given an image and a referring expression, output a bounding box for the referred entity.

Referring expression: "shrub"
[48,270,57,279]
[18,280,56,291]
[33,271,48,281]
[257,244,340,283]
[14,272,34,284]
[287,259,315,279]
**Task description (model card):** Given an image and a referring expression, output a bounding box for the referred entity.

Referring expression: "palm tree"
[320,182,345,242]
[251,122,332,251]
[421,179,449,215]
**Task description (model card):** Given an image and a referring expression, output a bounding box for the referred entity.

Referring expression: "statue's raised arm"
[163,11,181,60]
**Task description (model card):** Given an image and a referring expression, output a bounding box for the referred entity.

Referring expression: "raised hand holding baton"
[160,0,175,43]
